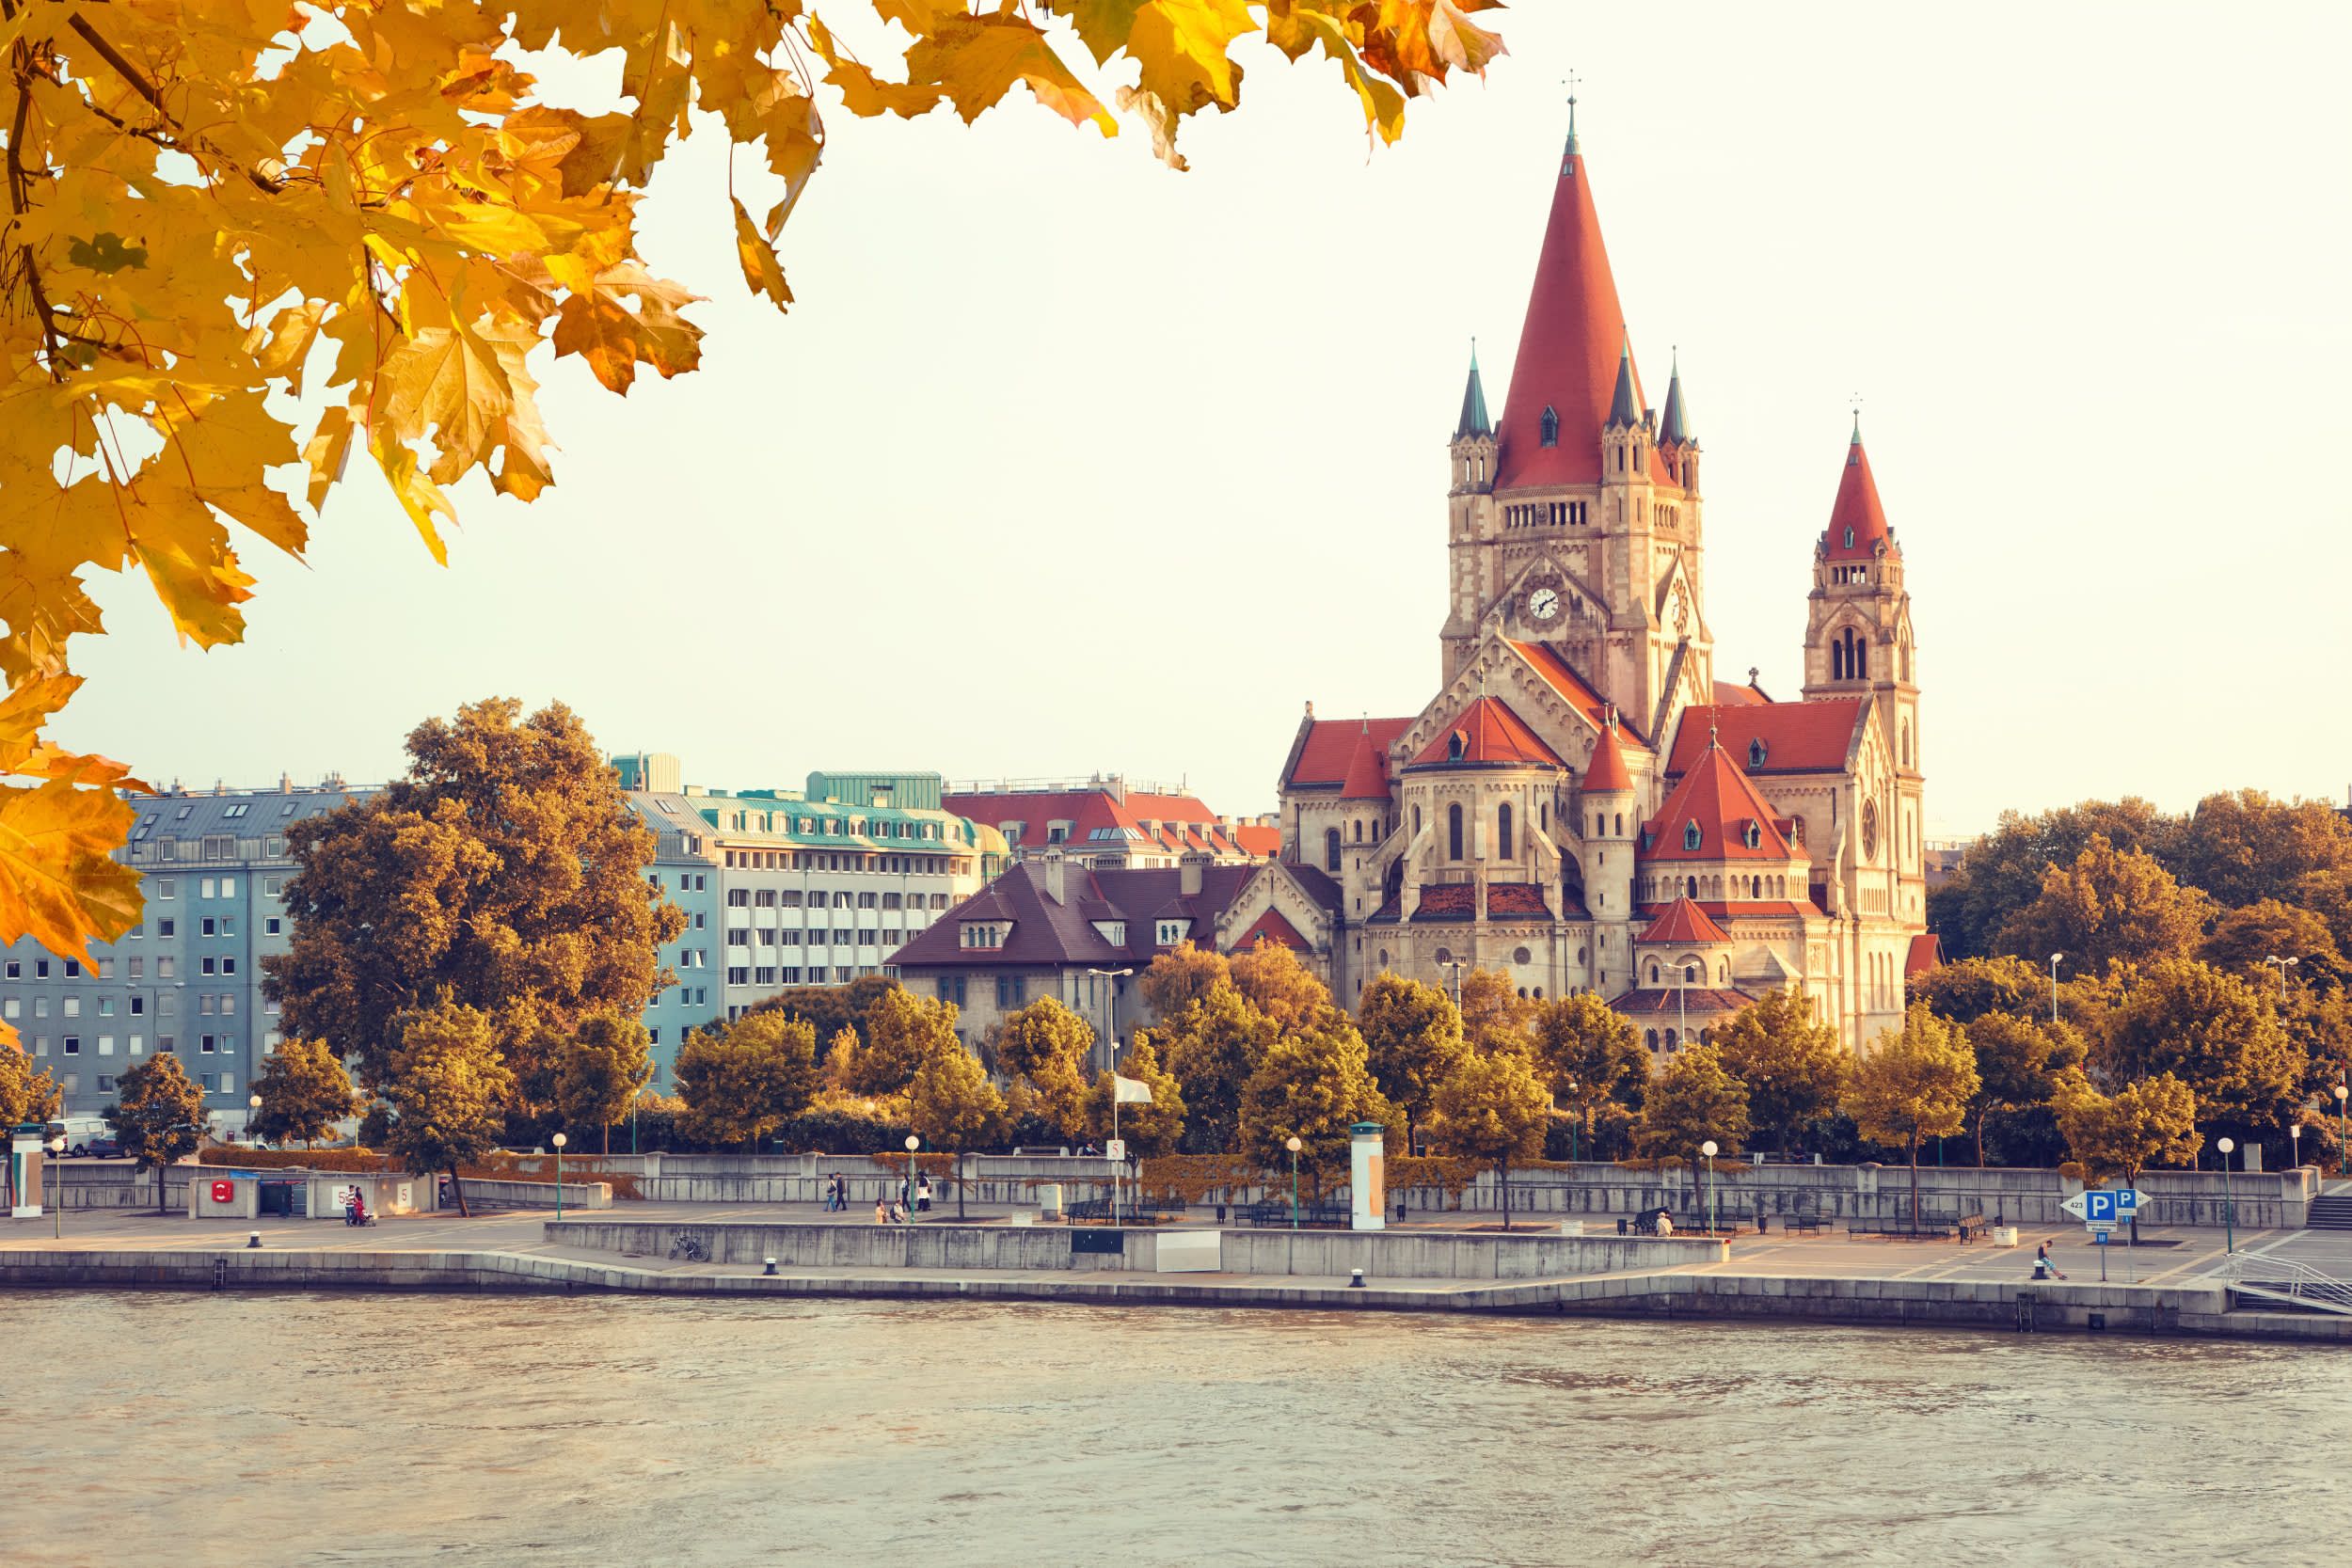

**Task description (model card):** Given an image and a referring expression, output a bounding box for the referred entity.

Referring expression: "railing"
[2215,1254,2352,1316]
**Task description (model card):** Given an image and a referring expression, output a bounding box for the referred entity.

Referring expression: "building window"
[158,919,174,938]
[1326,828,1342,873]
[727,889,750,907]
[1539,406,1559,447]
[264,918,280,935]
[62,1036,78,1054]
[1647,962,1660,985]
[1683,823,1701,850]
[1448,803,1464,862]
[1498,804,1514,862]
[1748,738,1768,768]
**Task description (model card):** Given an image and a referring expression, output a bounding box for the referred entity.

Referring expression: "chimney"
[1041,847,1067,905]
[1180,848,1208,897]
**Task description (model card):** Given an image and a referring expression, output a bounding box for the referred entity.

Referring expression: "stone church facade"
[1276,120,1934,1058]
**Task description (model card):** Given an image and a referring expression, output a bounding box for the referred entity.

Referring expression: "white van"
[46,1115,112,1157]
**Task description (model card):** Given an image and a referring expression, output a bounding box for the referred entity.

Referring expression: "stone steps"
[2305,1196,2352,1230]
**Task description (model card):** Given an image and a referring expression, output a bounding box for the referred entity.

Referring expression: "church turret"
[1658,353,1699,495]
[1578,711,1637,992]
[1450,345,1496,495]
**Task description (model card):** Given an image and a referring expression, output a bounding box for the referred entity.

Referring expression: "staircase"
[2216,1254,2352,1316]
[2306,1194,2352,1230]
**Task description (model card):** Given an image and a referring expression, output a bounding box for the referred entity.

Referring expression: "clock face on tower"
[1527,586,1562,624]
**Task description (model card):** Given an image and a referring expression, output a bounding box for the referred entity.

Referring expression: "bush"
[771,1106,914,1155]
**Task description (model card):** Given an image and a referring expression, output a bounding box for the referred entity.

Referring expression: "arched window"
[1718,959,1728,984]
[1353,819,1362,843]
[1326,828,1342,873]
[1663,1028,1678,1051]
[1647,961,1660,985]
[1855,636,1867,680]
[1683,964,1697,984]
[1594,812,1604,837]
[1901,721,1912,768]
[1540,802,1549,833]
[1577,945,1588,964]
[1742,821,1762,849]
[1414,805,1422,838]
[1540,406,1559,447]
[1498,803,1514,861]
[1683,822,1702,850]
[1687,876,1698,897]
[1614,813,1624,836]
[1448,803,1464,862]
[1645,1029,1660,1052]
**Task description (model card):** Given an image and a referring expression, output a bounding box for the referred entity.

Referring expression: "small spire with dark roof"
[1659,351,1692,444]
[1454,342,1492,438]
[1607,335,1640,429]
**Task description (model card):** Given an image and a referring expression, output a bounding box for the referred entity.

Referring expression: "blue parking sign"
[2084,1191,2118,1223]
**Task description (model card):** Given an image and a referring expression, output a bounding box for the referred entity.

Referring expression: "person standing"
[873,1196,888,1225]
[916,1173,932,1213]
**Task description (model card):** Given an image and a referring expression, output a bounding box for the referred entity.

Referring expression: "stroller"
[344,1192,377,1227]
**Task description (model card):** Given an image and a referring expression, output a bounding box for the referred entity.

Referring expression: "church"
[1276,115,1935,1058]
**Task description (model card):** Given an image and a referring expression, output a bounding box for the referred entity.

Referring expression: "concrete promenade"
[8,1193,2352,1342]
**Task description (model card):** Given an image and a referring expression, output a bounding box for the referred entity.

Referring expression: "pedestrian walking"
[916,1174,932,1213]
[2032,1242,2066,1280]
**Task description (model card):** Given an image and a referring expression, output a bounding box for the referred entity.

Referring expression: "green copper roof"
[1660,355,1691,444]
[1454,348,1492,438]
[1607,338,1639,428]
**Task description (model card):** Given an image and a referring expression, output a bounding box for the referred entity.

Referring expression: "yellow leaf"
[551,262,707,395]
[369,434,459,565]
[910,14,1117,134]
[808,16,946,119]
[1128,0,1255,115]
[1057,0,1148,67]
[303,407,358,515]
[373,325,516,485]
[1425,0,1509,75]
[0,676,87,772]
[118,482,257,650]
[244,300,328,395]
[1265,8,1407,144]
[0,777,145,960]
[731,197,792,310]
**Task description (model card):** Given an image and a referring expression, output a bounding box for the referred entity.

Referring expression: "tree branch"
[66,15,287,194]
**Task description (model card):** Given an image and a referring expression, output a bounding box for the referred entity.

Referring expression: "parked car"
[44,1115,111,1158]
[85,1134,126,1159]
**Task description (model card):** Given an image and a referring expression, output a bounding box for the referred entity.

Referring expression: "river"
[6,1291,2340,1565]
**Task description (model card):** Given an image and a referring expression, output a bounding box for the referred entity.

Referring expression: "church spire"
[1823,420,1898,562]
[1454,343,1492,438]
[1607,335,1639,429]
[1493,109,1637,490]
[1659,352,1692,444]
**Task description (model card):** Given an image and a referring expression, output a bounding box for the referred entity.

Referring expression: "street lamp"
[1286,1135,1303,1230]
[1700,1139,1718,1235]
[1084,967,1134,1075]
[905,1133,921,1220]
[552,1132,566,1221]
[2047,954,2063,1025]
[1564,1078,1580,1164]
[50,1132,64,1239]
[2264,955,2299,1000]
[2217,1136,2235,1254]
[2336,1085,2348,1177]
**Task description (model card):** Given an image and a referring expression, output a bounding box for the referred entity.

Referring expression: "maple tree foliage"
[0,1,1510,1042]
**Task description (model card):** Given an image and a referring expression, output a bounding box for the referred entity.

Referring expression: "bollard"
[763,1257,779,1276]
[1349,1269,1365,1289]
[247,1230,262,1249]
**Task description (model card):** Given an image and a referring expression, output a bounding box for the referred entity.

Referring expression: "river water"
[6,1291,2342,1565]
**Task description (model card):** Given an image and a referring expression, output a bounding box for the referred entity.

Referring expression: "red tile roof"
[1710,680,1769,706]
[1339,725,1391,800]
[1230,824,1281,859]
[1609,987,1758,1017]
[1665,701,1866,777]
[1410,884,1477,922]
[1637,896,1730,946]
[1232,907,1309,952]
[1492,149,1671,490]
[1581,717,1631,793]
[1486,883,1552,918]
[942,786,1263,860]
[1821,430,1899,562]
[1285,717,1415,791]
[1408,697,1565,769]
[1643,737,1800,864]
[1506,641,1640,742]
[1905,932,1945,977]
[1635,899,1823,922]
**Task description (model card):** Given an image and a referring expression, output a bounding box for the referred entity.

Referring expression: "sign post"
[2059,1190,2145,1282]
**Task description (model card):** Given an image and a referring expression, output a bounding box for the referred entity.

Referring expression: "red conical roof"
[1339,724,1390,800]
[1822,426,1899,562]
[1409,697,1565,768]
[1494,145,1641,489]
[1643,733,1798,863]
[1637,896,1730,947]
[1582,717,1631,794]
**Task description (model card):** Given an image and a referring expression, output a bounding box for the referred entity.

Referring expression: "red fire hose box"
[211,1180,233,1204]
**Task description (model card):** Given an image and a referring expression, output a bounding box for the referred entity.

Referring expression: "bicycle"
[668,1232,711,1263]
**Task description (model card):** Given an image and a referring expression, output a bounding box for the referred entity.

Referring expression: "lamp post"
[2291,1123,2302,1173]
[905,1133,920,1220]
[1084,966,1133,1076]
[1565,1079,1580,1164]
[2336,1085,2348,1177]
[247,1092,262,1147]
[1286,1135,1303,1230]
[552,1132,566,1220]
[2264,954,2298,1000]
[51,1132,64,1238]
[2217,1136,2235,1254]
[2047,953,2063,1025]
[1700,1140,1718,1235]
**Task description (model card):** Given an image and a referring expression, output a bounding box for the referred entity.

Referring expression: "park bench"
[1240,1199,1350,1228]
[1847,1212,1985,1242]
[1626,1210,1741,1237]
[1066,1193,1187,1226]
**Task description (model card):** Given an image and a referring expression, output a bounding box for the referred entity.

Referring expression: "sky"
[53,3,2352,837]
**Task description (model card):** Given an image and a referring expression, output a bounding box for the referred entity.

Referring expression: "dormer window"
[1448,730,1466,761]
[1155,919,1190,946]
[1682,823,1702,851]
[1539,406,1559,447]
[960,923,1008,949]
[1843,526,1855,548]
[1748,738,1768,768]
[1742,821,1763,849]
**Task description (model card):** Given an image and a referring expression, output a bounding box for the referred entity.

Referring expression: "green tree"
[2201,899,2347,994]
[1528,992,1646,1156]
[1237,1008,1388,1177]
[1634,1044,1752,1210]
[1907,954,2051,1024]
[382,1003,516,1218]
[852,988,958,1100]
[1711,987,1849,1155]
[1961,1011,2086,1167]
[908,1041,1007,1221]
[1081,1034,1188,1159]
[1455,966,1534,1056]
[996,996,1097,1137]
[248,1038,365,1149]
[1934,799,2180,959]
[1228,940,1334,1036]
[1428,1047,1549,1231]
[1155,983,1278,1153]
[1139,942,1231,1021]
[1995,833,2211,978]
[748,974,899,1049]
[674,1014,822,1156]
[2173,790,2352,911]
[0,1042,62,1130]
[263,699,686,1094]
[1840,1006,1979,1225]
[2055,1071,2200,1186]
[559,1014,654,1155]
[106,1054,208,1214]
[1356,973,1467,1153]
[2097,958,2299,1129]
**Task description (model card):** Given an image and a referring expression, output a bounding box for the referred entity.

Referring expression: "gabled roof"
[1339,725,1391,800]
[941,785,1261,860]
[1709,679,1767,707]
[1406,697,1565,769]
[1905,932,1945,977]
[1506,641,1648,747]
[1637,895,1730,946]
[1643,734,1800,864]
[896,861,1335,973]
[1666,701,1867,777]
[1492,144,1670,489]
[1581,717,1631,794]
[1454,348,1492,438]
[1821,423,1899,562]
[1283,717,1415,791]
[1232,907,1309,952]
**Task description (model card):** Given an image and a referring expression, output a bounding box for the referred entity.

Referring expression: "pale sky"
[56,3,2352,836]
